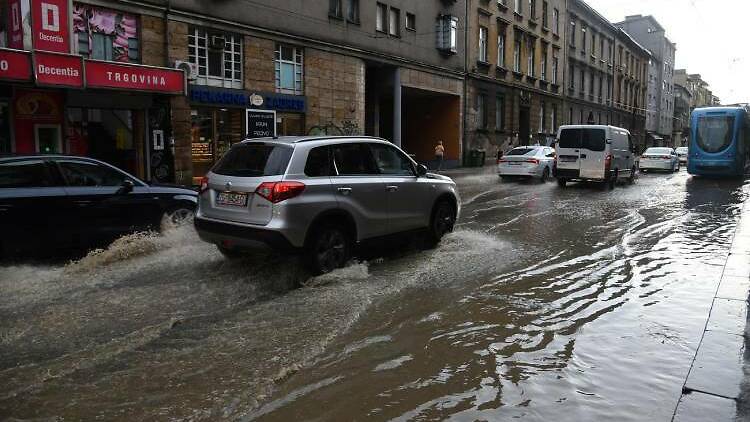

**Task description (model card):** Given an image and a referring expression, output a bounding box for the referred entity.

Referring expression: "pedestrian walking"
[434,141,445,171]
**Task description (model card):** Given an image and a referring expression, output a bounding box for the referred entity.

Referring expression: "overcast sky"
[585,0,748,104]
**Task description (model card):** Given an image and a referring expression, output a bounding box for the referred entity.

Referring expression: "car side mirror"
[117,179,134,195]
[417,164,428,176]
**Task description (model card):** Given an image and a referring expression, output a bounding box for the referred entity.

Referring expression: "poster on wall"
[7,0,25,49]
[31,0,71,53]
[246,109,276,139]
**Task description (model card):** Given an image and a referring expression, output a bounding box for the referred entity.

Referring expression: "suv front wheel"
[427,200,456,246]
[306,224,351,275]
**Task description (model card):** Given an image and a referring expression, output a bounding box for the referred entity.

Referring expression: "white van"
[554,125,637,188]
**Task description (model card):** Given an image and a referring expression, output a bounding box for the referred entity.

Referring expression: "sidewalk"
[672,199,750,421]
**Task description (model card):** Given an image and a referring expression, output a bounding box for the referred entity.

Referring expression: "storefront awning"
[0,47,186,95]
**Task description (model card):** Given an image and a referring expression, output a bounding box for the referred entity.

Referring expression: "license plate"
[509,162,522,166]
[216,191,248,207]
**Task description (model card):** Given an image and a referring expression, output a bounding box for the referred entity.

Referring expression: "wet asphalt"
[0,167,748,421]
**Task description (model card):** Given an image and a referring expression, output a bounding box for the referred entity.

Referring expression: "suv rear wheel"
[306,224,351,275]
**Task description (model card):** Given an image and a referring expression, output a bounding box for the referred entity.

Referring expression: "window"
[553,8,559,34]
[539,101,545,133]
[275,44,304,95]
[406,13,416,31]
[329,0,342,18]
[540,43,547,81]
[514,36,522,72]
[591,32,596,57]
[59,161,130,187]
[497,31,506,68]
[568,107,573,124]
[551,49,558,84]
[514,0,522,14]
[542,1,548,27]
[305,146,334,177]
[600,37,605,60]
[347,0,359,23]
[214,144,293,177]
[389,7,400,36]
[436,15,458,53]
[527,39,535,77]
[376,3,387,32]
[569,64,575,90]
[581,26,587,54]
[370,144,415,176]
[479,27,488,62]
[332,144,378,175]
[496,96,505,130]
[188,27,242,88]
[477,94,487,129]
[599,75,603,101]
[580,69,585,94]
[550,105,557,133]
[0,160,56,188]
[73,6,139,63]
[589,72,594,96]
[529,0,536,19]
[91,33,115,61]
[569,21,576,47]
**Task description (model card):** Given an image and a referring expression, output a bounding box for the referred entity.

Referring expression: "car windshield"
[212,143,293,177]
[507,148,538,156]
[696,115,735,153]
[645,148,673,155]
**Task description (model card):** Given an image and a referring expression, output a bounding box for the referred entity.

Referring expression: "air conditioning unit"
[175,60,198,81]
[209,35,226,50]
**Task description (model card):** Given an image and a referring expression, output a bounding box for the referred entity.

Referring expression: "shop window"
[188,27,243,89]
[275,44,304,95]
[73,4,138,63]
[0,102,10,154]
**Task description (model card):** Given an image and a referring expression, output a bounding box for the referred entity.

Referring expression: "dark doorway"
[519,106,530,146]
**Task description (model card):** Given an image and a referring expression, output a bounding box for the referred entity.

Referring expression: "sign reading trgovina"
[31,0,71,53]
[85,61,185,94]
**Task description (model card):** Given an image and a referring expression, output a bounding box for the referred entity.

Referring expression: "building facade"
[465,0,566,154]
[672,82,691,146]
[564,0,648,150]
[616,15,676,146]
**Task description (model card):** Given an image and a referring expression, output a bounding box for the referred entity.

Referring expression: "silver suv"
[194,136,461,274]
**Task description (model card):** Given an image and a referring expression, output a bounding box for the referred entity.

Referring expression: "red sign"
[31,0,71,53]
[0,49,32,81]
[7,0,24,50]
[34,52,83,88]
[85,60,186,94]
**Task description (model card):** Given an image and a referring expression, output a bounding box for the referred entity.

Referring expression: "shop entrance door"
[35,124,62,154]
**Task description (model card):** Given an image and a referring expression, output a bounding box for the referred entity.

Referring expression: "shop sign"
[31,0,71,53]
[0,48,32,81]
[85,60,186,94]
[7,0,25,50]
[246,109,276,138]
[34,51,83,88]
[189,86,307,113]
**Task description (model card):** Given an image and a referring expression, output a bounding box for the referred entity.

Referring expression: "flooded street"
[1,169,748,421]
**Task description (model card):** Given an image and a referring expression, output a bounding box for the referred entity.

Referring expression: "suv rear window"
[558,128,606,151]
[213,143,293,177]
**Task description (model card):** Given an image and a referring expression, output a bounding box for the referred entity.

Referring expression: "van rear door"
[579,128,608,180]
[556,128,582,178]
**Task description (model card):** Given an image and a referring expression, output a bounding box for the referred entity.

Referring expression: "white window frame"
[275,44,304,95]
[527,38,535,77]
[514,0,522,14]
[539,102,545,133]
[497,32,506,68]
[551,49,558,84]
[514,37,521,72]
[479,26,488,62]
[376,3,387,32]
[188,27,243,89]
[540,44,547,81]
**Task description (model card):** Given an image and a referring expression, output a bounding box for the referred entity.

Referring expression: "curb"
[672,200,750,421]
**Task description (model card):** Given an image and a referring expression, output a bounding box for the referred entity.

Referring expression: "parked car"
[640,147,681,172]
[675,146,689,164]
[497,146,556,182]
[554,125,637,188]
[194,136,461,274]
[0,155,197,258]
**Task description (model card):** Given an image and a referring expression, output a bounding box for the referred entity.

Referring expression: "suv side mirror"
[416,164,428,176]
[117,179,134,195]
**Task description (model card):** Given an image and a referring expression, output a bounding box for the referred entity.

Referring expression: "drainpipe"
[462,0,469,165]
[164,0,171,67]
[393,67,401,148]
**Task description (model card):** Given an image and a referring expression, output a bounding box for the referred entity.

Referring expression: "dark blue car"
[0,155,197,258]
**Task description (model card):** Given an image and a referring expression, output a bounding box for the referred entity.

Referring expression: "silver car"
[194,136,461,274]
[497,146,556,182]
[675,146,689,164]
[640,147,680,172]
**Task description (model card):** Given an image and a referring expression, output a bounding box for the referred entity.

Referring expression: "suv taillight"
[199,176,209,193]
[255,181,306,203]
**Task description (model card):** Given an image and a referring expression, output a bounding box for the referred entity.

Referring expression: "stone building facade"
[466,0,567,154]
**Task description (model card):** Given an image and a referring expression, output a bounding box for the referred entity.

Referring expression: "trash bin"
[469,149,486,167]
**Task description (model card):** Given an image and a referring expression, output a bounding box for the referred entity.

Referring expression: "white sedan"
[497,146,556,182]
[676,146,689,164]
[640,147,680,172]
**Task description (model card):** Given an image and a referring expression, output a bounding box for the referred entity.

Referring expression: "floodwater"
[0,169,748,421]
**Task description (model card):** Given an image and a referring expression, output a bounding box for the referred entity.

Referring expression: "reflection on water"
[0,172,747,421]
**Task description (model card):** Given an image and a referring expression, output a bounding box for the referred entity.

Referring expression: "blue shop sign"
[188,86,306,113]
